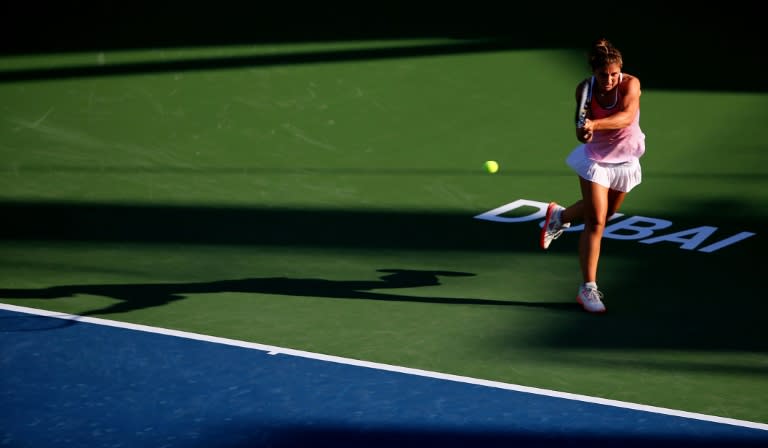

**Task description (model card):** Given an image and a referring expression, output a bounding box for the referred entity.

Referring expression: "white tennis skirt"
[566,145,642,193]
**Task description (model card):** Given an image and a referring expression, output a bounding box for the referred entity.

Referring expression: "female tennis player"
[540,38,646,313]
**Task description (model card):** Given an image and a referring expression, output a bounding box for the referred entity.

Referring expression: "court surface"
[3,304,767,447]
[1,6,767,446]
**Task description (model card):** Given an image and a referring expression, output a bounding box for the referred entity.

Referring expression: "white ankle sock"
[584,282,597,290]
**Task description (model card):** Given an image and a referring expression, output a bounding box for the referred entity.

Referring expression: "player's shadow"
[0,269,578,316]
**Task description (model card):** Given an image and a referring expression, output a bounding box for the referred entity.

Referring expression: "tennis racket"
[575,78,591,128]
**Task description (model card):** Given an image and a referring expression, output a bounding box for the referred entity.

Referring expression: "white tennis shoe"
[540,202,570,250]
[577,285,606,313]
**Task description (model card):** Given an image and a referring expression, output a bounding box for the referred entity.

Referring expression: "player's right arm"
[586,75,641,131]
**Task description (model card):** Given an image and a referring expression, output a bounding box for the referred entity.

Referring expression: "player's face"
[594,63,622,93]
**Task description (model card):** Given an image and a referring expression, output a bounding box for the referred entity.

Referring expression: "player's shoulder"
[621,73,641,94]
[622,73,641,87]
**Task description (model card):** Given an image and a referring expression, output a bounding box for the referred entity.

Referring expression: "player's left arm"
[586,75,641,131]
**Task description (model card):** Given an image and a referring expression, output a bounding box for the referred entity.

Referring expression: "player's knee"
[583,216,606,232]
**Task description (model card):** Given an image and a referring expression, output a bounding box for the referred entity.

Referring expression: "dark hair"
[588,38,623,70]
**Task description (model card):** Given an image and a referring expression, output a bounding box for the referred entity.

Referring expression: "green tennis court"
[1,4,766,426]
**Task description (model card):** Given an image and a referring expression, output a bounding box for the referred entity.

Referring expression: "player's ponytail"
[589,38,623,70]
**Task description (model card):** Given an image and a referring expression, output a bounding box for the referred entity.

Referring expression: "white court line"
[2,302,767,432]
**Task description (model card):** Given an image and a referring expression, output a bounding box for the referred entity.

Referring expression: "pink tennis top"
[584,75,646,163]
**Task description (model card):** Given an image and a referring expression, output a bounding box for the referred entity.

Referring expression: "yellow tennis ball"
[484,160,499,174]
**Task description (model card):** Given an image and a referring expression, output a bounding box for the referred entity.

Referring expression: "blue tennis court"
[2,304,767,447]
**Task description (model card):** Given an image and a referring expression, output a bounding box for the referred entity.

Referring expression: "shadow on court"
[194,423,768,448]
[0,268,578,317]
[0,4,764,92]
[0,198,765,354]
[0,200,537,251]
[0,40,548,83]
